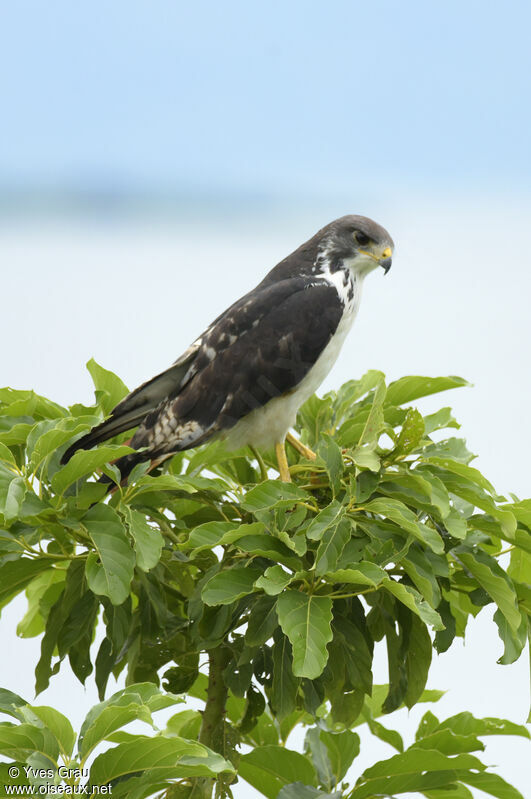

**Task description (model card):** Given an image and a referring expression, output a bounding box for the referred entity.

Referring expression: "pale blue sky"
[1,0,531,198]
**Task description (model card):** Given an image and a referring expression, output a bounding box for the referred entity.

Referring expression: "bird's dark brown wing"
[62,277,343,466]
[130,278,343,456]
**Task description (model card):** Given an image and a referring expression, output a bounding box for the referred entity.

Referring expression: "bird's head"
[319,215,394,278]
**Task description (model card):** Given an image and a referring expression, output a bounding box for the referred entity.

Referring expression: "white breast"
[224,270,362,451]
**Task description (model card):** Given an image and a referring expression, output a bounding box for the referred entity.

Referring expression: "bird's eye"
[355,232,370,247]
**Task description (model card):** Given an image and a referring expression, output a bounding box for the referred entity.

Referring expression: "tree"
[0,363,529,798]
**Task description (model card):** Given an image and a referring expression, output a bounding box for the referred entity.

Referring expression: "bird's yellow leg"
[286,431,317,461]
[275,441,291,482]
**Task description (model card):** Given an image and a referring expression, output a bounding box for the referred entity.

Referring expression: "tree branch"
[190,645,231,799]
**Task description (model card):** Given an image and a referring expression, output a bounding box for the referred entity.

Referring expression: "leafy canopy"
[0,364,530,798]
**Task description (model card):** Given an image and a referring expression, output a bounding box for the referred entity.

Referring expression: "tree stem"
[200,645,230,748]
[190,645,231,799]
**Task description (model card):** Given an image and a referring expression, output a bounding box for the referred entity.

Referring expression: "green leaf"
[121,506,163,571]
[443,509,468,540]
[363,497,444,553]
[0,722,58,766]
[350,446,381,472]
[436,711,530,740]
[386,375,469,406]
[507,499,531,530]
[404,614,432,707]
[276,591,333,678]
[0,420,34,446]
[493,608,528,664]
[0,388,66,419]
[242,480,313,513]
[329,616,373,696]
[508,546,531,584]
[415,470,452,518]
[318,728,360,784]
[0,442,16,465]
[425,787,475,799]
[350,748,486,799]
[315,519,351,576]
[233,534,302,570]
[425,456,497,496]
[0,559,59,611]
[89,734,233,787]
[271,634,300,720]
[329,691,364,729]
[51,444,134,494]
[84,504,135,605]
[131,472,224,499]
[298,393,334,447]
[357,374,386,449]
[428,466,516,536]
[35,561,86,694]
[164,709,201,739]
[423,407,460,435]
[391,408,425,458]
[276,526,308,557]
[305,727,335,789]
[416,709,441,739]
[186,521,246,552]
[316,434,344,493]
[238,745,317,799]
[2,477,25,523]
[238,685,266,736]
[364,748,485,778]
[324,562,388,588]
[377,471,443,518]
[246,595,280,647]
[86,358,129,413]
[401,547,442,608]
[0,463,26,524]
[458,550,521,633]
[27,418,100,472]
[30,706,76,757]
[256,566,294,596]
[458,770,525,799]
[0,529,23,560]
[306,501,345,541]
[332,372,385,417]
[423,437,477,464]
[79,683,184,758]
[382,580,444,630]
[0,688,27,718]
[81,702,149,759]
[366,718,404,752]
[94,599,131,699]
[202,566,262,606]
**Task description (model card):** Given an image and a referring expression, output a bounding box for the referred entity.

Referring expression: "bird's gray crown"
[318,214,394,254]
[260,214,394,285]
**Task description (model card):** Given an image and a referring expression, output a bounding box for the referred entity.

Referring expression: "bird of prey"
[61,215,393,483]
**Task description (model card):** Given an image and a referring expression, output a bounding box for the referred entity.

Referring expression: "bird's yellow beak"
[358,245,393,274]
[379,246,392,274]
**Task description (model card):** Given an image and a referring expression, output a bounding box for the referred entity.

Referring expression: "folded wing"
[61,277,342,471]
